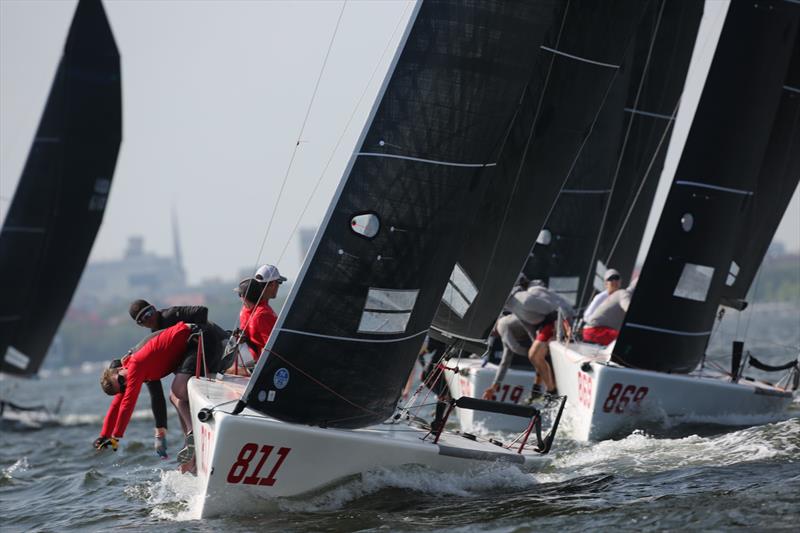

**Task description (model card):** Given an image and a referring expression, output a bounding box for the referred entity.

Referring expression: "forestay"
[240,1,553,428]
[0,0,121,376]
[614,1,800,373]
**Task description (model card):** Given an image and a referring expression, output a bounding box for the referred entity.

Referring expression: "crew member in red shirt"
[232,264,285,368]
[94,322,210,459]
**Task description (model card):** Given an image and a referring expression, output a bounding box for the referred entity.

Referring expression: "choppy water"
[2,303,799,531]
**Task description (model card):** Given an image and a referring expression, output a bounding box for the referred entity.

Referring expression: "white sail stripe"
[1,226,46,233]
[784,0,800,5]
[561,189,612,194]
[674,180,753,196]
[357,152,496,168]
[784,85,800,94]
[626,322,712,337]
[624,107,674,120]
[539,46,620,69]
[279,327,428,344]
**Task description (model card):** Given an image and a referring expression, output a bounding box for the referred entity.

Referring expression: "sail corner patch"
[441,263,478,318]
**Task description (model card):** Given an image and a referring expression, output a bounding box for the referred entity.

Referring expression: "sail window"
[549,276,579,306]
[3,346,30,371]
[726,261,740,286]
[673,263,714,302]
[350,213,380,239]
[536,229,552,246]
[681,213,694,232]
[357,288,418,334]
[594,260,607,291]
[441,263,478,318]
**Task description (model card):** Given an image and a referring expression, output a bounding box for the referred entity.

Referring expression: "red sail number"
[227,443,291,486]
[487,384,525,404]
[602,383,648,413]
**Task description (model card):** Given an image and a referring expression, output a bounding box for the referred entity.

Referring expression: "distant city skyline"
[2,0,798,286]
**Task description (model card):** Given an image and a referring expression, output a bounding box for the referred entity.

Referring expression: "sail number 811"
[227,443,291,486]
[602,383,648,414]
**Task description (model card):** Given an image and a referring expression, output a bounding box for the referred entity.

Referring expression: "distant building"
[72,217,187,308]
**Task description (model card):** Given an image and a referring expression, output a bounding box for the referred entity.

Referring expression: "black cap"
[236,278,266,305]
[129,299,152,321]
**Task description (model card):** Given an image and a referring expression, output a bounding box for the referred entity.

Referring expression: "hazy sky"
[1,0,798,286]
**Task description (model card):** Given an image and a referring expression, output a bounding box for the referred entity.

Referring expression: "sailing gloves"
[154,428,168,459]
[94,436,119,451]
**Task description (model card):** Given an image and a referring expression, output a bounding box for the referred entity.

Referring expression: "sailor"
[127,299,211,458]
[583,281,635,345]
[95,321,222,469]
[482,313,533,399]
[583,269,622,321]
[508,284,574,397]
[237,264,285,363]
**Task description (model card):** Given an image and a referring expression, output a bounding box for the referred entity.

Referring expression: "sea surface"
[2,302,799,532]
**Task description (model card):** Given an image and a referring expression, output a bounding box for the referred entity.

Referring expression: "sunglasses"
[117,374,127,394]
[606,275,621,282]
[135,306,155,325]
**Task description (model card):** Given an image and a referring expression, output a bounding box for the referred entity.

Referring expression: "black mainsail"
[0,0,122,376]
[240,1,560,428]
[429,0,652,345]
[720,31,800,309]
[613,1,799,373]
[524,0,703,310]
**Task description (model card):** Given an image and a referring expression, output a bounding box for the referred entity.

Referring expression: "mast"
[0,0,122,376]
[240,0,558,428]
[613,0,799,373]
[524,0,703,309]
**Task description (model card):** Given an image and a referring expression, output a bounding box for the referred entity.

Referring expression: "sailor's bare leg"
[528,340,555,392]
[170,373,192,435]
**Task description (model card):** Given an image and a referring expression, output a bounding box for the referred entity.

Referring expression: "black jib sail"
[524,0,703,311]
[240,1,558,428]
[613,1,799,373]
[720,31,800,309]
[430,0,651,345]
[0,0,122,376]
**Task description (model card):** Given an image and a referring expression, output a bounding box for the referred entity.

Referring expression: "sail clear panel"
[243,0,560,428]
[0,0,122,377]
[432,0,653,344]
[614,2,800,373]
[524,0,703,313]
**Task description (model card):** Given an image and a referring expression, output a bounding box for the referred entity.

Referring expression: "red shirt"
[101,322,191,437]
[239,301,277,362]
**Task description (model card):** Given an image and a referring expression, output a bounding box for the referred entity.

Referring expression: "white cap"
[604,268,621,281]
[255,264,287,283]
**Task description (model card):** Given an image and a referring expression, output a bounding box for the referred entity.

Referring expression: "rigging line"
[275,0,413,266]
[460,0,572,337]
[576,0,667,309]
[602,0,728,270]
[251,0,348,272]
[266,347,381,416]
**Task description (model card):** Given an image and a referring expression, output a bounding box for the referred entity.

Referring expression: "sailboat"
[440,0,703,434]
[187,1,570,517]
[549,0,800,441]
[0,0,121,418]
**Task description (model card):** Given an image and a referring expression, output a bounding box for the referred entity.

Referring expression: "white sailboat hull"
[549,340,795,441]
[188,376,550,517]
[443,359,537,434]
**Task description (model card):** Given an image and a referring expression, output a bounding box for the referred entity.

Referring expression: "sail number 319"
[227,443,291,486]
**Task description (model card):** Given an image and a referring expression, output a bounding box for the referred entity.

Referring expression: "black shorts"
[177,323,227,375]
